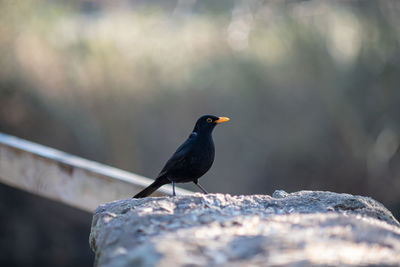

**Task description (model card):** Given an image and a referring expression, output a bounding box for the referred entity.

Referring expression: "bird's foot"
[172,181,176,197]
[194,182,209,194]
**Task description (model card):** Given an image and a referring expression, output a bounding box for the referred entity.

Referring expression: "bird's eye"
[206,118,213,123]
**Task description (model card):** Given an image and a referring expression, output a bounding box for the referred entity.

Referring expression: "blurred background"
[1,0,400,266]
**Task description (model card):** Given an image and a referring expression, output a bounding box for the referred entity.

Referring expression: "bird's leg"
[172,181,176,197]
[194,182,208,194]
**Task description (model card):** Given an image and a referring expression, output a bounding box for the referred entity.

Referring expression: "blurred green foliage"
[1,0,400,218]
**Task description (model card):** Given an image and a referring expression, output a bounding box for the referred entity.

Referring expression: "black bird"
[133,115,229,198]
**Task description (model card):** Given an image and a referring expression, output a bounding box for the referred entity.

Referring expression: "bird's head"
[193,115,230,134]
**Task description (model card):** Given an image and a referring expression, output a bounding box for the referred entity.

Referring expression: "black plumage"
[133,115,229,198]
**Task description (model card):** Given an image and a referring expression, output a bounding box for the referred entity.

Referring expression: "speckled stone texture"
[89,191,400,267]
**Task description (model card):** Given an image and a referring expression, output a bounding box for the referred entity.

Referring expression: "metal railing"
[0,132,192,212]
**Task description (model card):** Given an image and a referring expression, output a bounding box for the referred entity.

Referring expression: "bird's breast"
[188,140,215,173]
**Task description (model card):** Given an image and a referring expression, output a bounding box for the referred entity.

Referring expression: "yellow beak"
[215,117,230,123]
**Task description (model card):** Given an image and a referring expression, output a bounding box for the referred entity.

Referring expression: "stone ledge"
[89,191,400,266]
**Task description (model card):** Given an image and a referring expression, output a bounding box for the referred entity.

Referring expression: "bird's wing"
[156,132,197,179]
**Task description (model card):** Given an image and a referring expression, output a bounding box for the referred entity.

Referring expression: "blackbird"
[133,115,229,198]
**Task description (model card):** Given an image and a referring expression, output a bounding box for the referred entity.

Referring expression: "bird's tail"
[133,178,168,198]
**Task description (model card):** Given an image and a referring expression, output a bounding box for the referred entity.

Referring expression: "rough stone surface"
[89,191,400,267]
